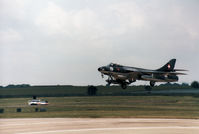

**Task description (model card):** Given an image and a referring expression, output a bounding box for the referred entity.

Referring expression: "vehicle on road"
[28,99,48,105]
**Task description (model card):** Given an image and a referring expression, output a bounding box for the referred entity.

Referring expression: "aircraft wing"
[134,70,187,75]
[124,67,187,75]
[138,70,187,75]
[174,69,188,71]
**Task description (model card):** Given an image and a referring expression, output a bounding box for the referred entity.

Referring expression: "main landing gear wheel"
[150,81,155,87]
[121,84,127,89]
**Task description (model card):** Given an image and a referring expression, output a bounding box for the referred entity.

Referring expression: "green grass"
[1,96,199,118]
[0,85,192,98]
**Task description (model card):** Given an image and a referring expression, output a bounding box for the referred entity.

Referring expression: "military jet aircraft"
[98,59,187,89]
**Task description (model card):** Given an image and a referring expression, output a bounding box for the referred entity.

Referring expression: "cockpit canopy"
[107,63,122,67]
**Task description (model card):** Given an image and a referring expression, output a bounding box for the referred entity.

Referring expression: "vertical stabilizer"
[156,59,176,72]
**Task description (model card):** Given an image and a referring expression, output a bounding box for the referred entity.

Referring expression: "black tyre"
[150,81,155,87]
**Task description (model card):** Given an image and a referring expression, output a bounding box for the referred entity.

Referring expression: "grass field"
[0,85,192,98]
[1,96,199,119]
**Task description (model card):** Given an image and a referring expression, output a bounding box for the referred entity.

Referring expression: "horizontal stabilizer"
[174,69,188,71]
[169,72,187,75]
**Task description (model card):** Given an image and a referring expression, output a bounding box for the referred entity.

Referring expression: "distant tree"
[172,83,180,86]
[191,81,199,88]
[5,84,30,88]
[87,86,98,96]
[33,96,37,99]
[181,83,189,86]
[0,109,4,113]
[6,84,15,88]
[19,84,30,87]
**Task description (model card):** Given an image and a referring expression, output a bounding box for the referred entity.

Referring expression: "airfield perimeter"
[1,86,199,133]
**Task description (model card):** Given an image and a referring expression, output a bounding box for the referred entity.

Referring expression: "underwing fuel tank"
[141,75,178,82]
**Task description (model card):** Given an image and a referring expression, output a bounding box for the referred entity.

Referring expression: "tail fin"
[156,59,176,72]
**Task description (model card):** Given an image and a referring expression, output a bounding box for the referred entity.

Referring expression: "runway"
[1,118,199,134]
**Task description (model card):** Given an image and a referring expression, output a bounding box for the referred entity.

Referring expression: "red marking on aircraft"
[168,64,171,69]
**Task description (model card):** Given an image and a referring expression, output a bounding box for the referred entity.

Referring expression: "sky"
[0,0,199,86]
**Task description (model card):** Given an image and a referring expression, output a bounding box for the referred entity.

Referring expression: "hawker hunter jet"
[98,59,187,89]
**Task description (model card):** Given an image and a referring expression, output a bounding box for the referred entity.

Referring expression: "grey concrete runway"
[1,118,199,134]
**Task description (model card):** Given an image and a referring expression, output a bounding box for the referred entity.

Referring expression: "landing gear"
[101,73,104,78]
[106,80,111,86]
[105,76,129,89]
[150,81,155,87]
[106,76,112,86]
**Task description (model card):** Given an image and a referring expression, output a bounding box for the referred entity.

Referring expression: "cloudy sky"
[0,0,198,86]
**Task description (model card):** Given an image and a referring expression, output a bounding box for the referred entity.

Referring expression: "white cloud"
[0,0,27,20]
[109,2,146,30]
[35,2,70,35]
[35,1,148,40]
[0,29,23,44]
[35,2,104,39]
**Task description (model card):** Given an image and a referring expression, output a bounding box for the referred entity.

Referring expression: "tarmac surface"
[1,118,199,134]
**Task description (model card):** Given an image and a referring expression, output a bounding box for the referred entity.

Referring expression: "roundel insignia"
[167,64,171,69]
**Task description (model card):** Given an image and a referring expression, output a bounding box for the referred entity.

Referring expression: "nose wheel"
[106,75,113,86]
[101,73,104,78]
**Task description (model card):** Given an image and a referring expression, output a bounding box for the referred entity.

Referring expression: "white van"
[28,99,48,105]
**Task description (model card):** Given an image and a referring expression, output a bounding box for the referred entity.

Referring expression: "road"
[1,118,199,134]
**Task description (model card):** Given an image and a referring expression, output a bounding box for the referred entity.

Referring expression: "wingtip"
[177,72,187,75]
[174,69,189,71]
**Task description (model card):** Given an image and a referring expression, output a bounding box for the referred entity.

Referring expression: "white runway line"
[16,126,199,134]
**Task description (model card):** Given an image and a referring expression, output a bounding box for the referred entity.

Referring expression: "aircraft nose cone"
[98,67,101,72]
